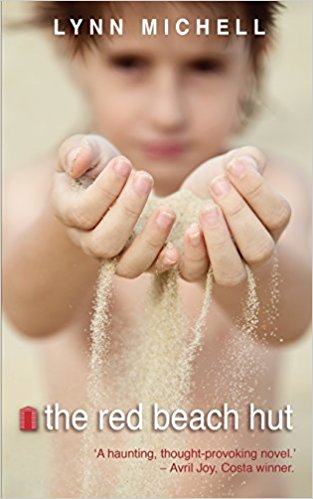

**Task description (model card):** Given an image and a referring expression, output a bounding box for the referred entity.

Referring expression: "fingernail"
[210,176,231,197]
[227,155,258,178]
[156,210,175,229]
[187,224,201,246]
[67,147,84,168]
[134,172,153,195]
[202,206,220,227]
[114,158,131,178]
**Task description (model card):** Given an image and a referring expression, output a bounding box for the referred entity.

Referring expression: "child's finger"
[115,207,176,278]
[225,155,291,240]
[53,156,132,229]
[179,225,209,282]
[68,171,154,260]
[182,145,266,198]
[224,146,267,175]
[208,176,275,265]
[200,204,246,287]
[58,133,119,179]
[153,243,180,274]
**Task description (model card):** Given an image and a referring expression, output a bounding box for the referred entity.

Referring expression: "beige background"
[2,1,312,498]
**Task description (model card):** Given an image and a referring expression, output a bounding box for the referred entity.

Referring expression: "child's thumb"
[224,146,267,175]
[58,134,120,179]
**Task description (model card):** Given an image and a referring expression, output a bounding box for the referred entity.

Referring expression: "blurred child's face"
[72,5,252,194]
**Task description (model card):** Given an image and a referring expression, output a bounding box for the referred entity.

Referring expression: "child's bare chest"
[43,275,281,497]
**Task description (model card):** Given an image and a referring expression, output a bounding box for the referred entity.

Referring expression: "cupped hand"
[179,146,291,285]
[53,134,179,277]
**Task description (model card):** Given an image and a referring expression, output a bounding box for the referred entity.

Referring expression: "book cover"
[2,2,312,498]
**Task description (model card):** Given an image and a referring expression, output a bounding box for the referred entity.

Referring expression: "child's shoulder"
[263,153,311,238]
[265,153,309,186]
[4,154,56,235]
[264,152,310,207]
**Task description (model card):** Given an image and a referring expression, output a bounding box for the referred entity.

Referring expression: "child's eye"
[188,58,224,74]
[109,55,147,71]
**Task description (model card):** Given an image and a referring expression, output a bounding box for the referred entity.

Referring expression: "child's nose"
[148,70,188,133]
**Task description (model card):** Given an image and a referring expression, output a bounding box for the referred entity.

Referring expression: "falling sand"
[78,187,279,498]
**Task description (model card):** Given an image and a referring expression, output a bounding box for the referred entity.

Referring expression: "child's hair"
[23,1,285,124]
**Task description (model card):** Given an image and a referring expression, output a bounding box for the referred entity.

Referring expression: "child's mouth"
[140,141,187,160]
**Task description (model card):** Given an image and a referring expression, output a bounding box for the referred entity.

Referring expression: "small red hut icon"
[19,406,38,431]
